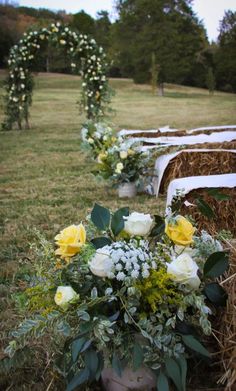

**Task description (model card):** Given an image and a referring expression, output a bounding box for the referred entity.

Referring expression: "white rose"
[167,253,201,290]
[124,212,153,236]
[115,162,123,174]
[173,245,196,257]
[120,150,128,159]
[54,286,77,308]
[89,248,112,277]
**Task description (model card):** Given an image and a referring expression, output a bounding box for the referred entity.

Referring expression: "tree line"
[0,0,235,92]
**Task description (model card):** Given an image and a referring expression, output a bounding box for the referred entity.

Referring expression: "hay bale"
[159,151,236,194]
[215,240,236,391]
[180,187,236,236]
[126,127,236,139]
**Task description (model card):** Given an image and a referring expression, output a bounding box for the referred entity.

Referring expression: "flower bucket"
[118,182,137,198]
[101,367,156,391]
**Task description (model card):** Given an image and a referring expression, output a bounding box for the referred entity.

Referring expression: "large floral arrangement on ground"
[5,204,228,391]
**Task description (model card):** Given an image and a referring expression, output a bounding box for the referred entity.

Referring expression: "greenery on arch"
[2,22,112,130]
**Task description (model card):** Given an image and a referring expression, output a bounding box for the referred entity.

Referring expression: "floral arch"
[2,22,111,130]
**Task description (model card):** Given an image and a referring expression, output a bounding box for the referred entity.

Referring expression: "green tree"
[94,11,112,52]
[113,0,208,89]
[72,10,95,36]
[215,10,236,92]
[206,67,216,94]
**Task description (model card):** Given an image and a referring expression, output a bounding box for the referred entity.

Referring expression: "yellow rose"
[165,216,195,246]
[115,162,124,174]
[97,152,107,164]
[127,148,135,156]
[55,224,86,259]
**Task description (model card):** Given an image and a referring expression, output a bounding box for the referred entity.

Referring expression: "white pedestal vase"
[118,182,137,198]
[101,366,156,391]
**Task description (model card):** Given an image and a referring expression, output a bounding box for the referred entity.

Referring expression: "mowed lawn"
[0,72,236,388]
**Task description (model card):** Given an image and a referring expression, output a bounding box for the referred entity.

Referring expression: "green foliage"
[195,197,215,219]
[206,67,216,94]
[133,342,144,371]
[165,358,183,391]
[0,347,33,375]
[203,282,228,306]
[181,335,210,358]
[215,10,236,92]
[150,215,165,237]
[91,236,112,249]
[91,203,111,230]
[114,0,208,86]
[203,251,229,278]
[157,371,169,391]
[72,11,95,35]
[111,207,129,236]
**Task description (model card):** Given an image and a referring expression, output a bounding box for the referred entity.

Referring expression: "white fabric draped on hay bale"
[165,173,236,215]
[134,130,236,147]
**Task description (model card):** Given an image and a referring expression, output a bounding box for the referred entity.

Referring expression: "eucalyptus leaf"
[157,371,169,391]
[133,343,143,371]
[112,353,123,377]
[176,356,187,391]
[182,335,210,358]
[71,337,86,362]
[111,207,129,236]
[91,236,112,249]
[91,203,110,230]
[203,282,228,306]
[203,251,229,278]
[84,349,98,377]
[196,198,215,219]
[66,367,90,391]
[165,358,182,391]
[207,188,230,201]
[150,215,165,237]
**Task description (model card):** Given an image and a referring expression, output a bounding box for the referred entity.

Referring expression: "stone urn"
[118,182,137,198]
[101,366,156,391]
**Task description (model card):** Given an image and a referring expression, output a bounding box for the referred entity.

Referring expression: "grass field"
[0,72,236,389]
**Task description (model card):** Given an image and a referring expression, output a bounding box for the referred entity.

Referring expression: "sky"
[18,0,236,42]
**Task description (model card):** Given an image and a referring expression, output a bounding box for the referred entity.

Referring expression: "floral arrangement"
[95,136,151,187]
[5,203,228,391]
[81,121,152,189]
[81,121,116,159]
[2,22,112,130]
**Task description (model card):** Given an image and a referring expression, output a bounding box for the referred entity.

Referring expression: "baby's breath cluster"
[2,22,111,130]
[98,241,156,281]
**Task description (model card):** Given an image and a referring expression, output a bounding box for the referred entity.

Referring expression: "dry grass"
[160,151,236,193]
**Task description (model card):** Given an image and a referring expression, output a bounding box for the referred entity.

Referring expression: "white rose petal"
[120,150,128,159]
[89,248,112,277]
[124,212,153,236]
[167,253,201,290]
[54,286,77,308]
